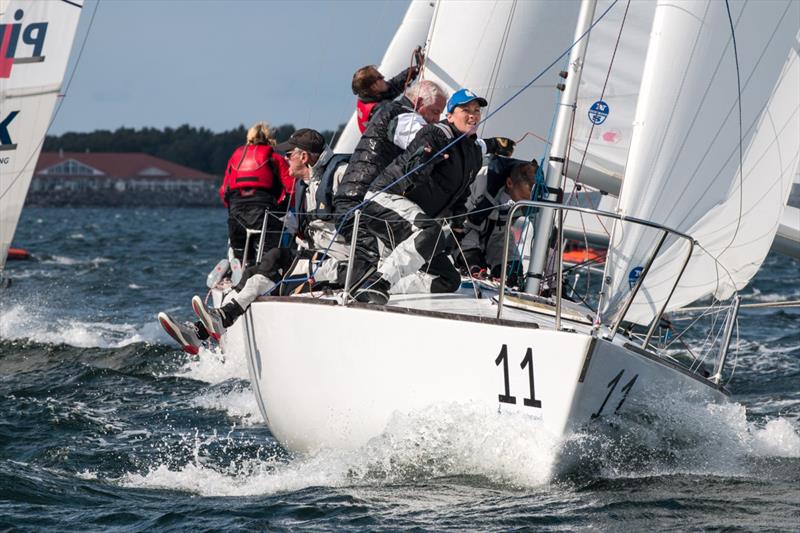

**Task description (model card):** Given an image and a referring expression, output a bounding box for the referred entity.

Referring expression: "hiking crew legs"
[227,203,284,265]
[361,193,460,293]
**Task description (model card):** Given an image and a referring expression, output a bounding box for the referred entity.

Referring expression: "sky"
[50,0,412,135]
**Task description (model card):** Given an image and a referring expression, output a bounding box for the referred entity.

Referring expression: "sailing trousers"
[234,246,344,305]
[359,192,460,294]
[227,203,283,266]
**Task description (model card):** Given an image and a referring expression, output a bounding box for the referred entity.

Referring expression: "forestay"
[600,0,800,326]
[0,0,83,273]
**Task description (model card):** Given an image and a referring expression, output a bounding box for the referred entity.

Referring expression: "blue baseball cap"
[446,88,488,114]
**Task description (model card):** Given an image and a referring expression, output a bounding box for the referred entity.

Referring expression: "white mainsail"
[600,0,800,326]
[0,0,83,276]
[333,0,436,153]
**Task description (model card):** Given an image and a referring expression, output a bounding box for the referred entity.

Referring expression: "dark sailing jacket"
[369,120,483,219]
[355,67,415,133]
[334,95,417,211]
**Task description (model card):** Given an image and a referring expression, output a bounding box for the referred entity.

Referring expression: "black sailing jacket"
[369,120,483,219]
[334,95,417,211]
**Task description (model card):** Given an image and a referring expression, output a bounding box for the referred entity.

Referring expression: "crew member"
[335,80,448,214]
[353,89,509,304]
[219,122,292,264]
[461,160,537,276]
[352,49,423,133]
[158,129,344,353]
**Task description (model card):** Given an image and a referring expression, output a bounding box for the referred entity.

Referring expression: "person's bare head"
[506,161,538,202]
[404,80,447,124]
[352,65,389,99]
[246,122,276,146]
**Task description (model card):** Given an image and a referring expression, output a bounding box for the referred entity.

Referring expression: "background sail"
[333,0,435,154]
[600,0,800,326]
[0,0,83,274]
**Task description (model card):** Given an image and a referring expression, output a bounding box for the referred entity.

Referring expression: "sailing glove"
[484,137,516,157]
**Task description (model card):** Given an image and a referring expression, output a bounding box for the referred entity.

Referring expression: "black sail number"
[592,369,638,419]
[520,348,542,408]
[495,344,542,408]
[495,344,516,404]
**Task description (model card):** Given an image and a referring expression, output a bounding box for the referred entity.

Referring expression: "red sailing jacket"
[356,100,379,134]
[219,144,294,206]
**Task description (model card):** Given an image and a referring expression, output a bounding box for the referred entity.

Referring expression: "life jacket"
[223,144,280,195]
[356,99,379,133]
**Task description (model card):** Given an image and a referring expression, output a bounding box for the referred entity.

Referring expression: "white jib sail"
[566,0,655,196]
[419,0,580,160]
[333,0,436,154]
[0,0,83,274]
[600,0,800,326]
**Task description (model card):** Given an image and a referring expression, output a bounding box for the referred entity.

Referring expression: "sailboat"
[217,0,799,475]
[0,0,83,286]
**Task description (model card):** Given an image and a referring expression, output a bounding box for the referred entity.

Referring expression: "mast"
[525,0,598,294]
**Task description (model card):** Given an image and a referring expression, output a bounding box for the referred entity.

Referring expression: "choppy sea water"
[1,207,798,531]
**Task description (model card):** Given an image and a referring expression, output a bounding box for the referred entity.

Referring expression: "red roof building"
[28,152,220,206]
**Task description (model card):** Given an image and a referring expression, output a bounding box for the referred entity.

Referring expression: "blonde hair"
[246,122,276,146]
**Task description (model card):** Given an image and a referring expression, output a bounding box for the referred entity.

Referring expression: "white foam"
[172,345,249,384]
[44,255,81,265]
[40,255,112,266]
[750,418,800,457]
[122,458,342,497]
[192,386,261,426]
[744,286,800,303]
[117,394,800,497]
[0,303,157,348]
[119,403,561,497]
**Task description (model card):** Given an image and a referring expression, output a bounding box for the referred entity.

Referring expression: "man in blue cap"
[352,88,515,304]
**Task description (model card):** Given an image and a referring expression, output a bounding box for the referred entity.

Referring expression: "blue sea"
[1,207,798,531]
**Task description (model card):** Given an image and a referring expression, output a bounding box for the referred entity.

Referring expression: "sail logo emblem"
[628,266,643,290]
[588,100,609,125]
[0,9,48,79]
[0,111,19,152]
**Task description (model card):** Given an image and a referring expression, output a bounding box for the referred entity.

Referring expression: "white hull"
[233,294,728,475]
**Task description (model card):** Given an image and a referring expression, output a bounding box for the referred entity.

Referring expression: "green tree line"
[43,123,345,176]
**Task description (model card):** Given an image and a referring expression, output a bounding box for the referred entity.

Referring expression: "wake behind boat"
[193,0,800,479]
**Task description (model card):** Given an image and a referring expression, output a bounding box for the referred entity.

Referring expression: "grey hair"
[404,80,447,108]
